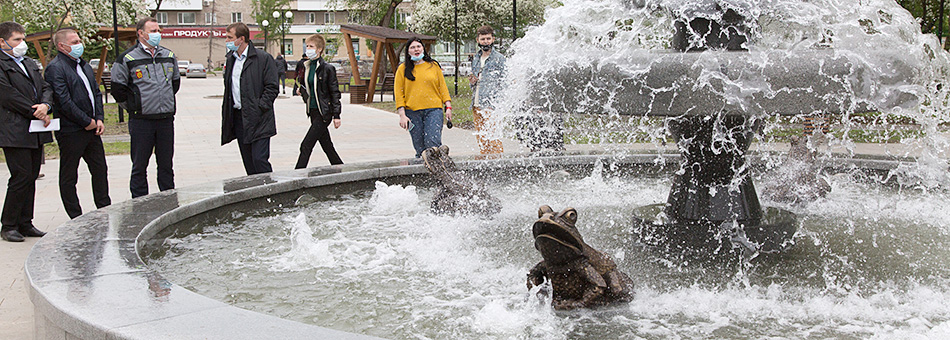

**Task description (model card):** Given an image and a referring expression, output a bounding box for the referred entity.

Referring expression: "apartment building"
[153,0,379,69]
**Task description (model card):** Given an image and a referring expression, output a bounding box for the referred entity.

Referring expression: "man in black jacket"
[0,22,53,242]
[275,54,288,94]
[221,23,278,175]
[45,29,111,219]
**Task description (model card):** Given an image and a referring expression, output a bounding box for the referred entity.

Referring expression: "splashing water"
[149,166,950,339]
[494,0,950,187]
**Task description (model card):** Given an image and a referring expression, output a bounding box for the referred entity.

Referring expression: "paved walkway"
[0,77,527,339]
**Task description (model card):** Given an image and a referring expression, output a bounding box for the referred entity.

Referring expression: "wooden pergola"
[340,24,439,103]
[26,26,139,83]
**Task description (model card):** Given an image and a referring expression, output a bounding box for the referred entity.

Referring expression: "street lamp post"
[262,20,269,53]
[273,10,292,56]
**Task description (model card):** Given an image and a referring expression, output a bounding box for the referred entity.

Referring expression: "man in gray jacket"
[111,17,180,198]
[221,23,278,175]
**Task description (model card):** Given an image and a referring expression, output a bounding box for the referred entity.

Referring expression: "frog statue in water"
[527,205,635,310]
[421,145,500,215]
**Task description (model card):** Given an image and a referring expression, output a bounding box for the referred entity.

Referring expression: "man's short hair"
[136,17,158,32]
[476,25,494,37]
[305,34,325,51]
[0,21,25,41]
[227,23,250,42]
[52,29,78,47]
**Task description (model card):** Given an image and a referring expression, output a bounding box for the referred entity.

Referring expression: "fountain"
[508,0,925,254]
[25,0,950,339]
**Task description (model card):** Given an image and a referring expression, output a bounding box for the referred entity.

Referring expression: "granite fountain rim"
[24,150,913,340]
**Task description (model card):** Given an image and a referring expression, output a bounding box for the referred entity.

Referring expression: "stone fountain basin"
[526,49,919,116]
[25,152,910,340]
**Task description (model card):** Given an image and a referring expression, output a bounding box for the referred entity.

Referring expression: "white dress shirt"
[76,59,96,112]
[231,46,248,110]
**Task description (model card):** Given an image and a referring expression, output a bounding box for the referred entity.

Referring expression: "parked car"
[440,61,455,76]
[286,60,297,71]
[185,63,206,78]
[458,61,472,76]
[178,60,191,76]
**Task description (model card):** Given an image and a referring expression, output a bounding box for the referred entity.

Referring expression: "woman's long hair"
[402,37,438,81]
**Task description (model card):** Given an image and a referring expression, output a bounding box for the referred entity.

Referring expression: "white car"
[185,63,206,78]
[178,60,191,76]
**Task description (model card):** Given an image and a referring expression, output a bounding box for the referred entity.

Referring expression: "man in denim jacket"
[469,25,506,155]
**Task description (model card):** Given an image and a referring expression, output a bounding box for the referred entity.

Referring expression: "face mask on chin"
[410,54,423,62]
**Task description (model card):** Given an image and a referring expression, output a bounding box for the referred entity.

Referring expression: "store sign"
[162,28,264,39]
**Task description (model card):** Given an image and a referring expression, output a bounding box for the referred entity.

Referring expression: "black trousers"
[1,147,42,229]
[55,130,111,219]
[129,117,174,198]
[296,114,342,169]
[233,109,273,175]
[278,73,286,94]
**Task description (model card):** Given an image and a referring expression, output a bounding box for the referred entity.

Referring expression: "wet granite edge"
[24,151,909,340]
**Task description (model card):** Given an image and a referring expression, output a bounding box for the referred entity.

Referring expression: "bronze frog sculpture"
[527,205,634,310]
[421,145,500,215]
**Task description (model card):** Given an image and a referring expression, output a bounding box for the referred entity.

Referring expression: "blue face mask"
[226,41,238,51]
[147,32,161,47]
[410,54,423,62]
[68,43,84,59]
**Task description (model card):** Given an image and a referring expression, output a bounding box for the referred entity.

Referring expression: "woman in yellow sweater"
[395,37,452,158]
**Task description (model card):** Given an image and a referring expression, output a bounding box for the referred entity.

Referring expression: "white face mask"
[305,48,318,59]
[3,40,28,58]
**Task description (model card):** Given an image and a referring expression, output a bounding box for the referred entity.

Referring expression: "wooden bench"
[100,72,125,122]
[377,73,395,102]
[337,73,351,92]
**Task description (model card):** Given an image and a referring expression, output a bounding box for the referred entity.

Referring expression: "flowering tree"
[330,0,404,28]
[410,0,559,40]
[12,0,148,58]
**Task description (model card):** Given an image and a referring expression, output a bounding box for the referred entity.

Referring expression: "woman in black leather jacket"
[295,34,343,168]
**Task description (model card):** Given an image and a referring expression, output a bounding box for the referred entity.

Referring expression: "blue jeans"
[405,108,444,157]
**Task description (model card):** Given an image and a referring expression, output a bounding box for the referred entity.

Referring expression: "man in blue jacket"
[0,21,53,242]
[45,29,111,219]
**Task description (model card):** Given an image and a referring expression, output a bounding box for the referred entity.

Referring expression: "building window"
[348,12,362,24]
[351,39,359,55]
[283,39,293,55]
[396,12,408,26]
[306,13,316,24]
[324,12,335,24]
[178,12,196,25]
[231,12,242,23]
[205,13,217,25]
[156,12,168,25]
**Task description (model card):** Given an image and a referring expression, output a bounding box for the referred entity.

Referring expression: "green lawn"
[0,103,131,162]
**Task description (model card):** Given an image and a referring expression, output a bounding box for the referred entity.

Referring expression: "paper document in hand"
[29,119,60,132]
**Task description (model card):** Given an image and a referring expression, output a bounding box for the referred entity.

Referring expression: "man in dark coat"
[0,22,54,242]
[45,28,111,219]
[221,22,279,175]
[275,54,288,94]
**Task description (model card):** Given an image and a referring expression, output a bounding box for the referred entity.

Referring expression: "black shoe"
[1,229,24,242]
[18,225,46,237]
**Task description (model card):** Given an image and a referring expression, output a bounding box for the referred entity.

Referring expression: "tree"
[410,0,559,41]
[330,0,403,28]
[13,0,148,59]
[899,0,950,48]
[252,0,291,50]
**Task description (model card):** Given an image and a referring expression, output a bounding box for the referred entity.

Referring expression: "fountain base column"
[633,114,797,255]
